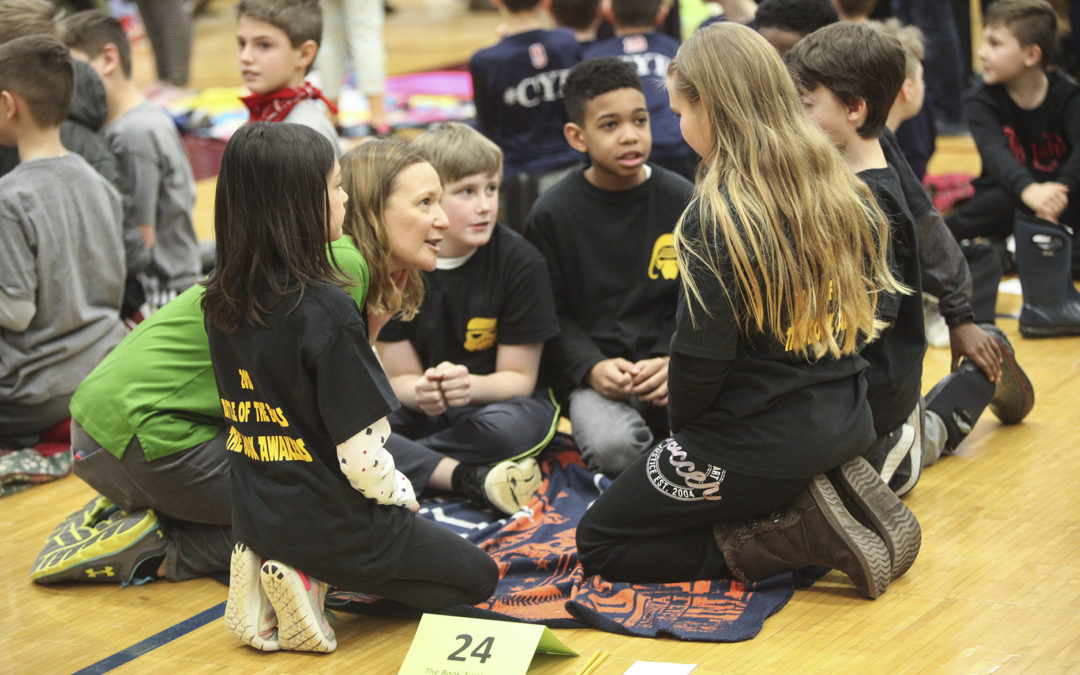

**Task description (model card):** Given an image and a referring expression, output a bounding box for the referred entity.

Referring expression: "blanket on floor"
[327,435,809,642]
[0,420,73,497]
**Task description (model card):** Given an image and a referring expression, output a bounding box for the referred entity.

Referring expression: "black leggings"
[354,516,499,610]
[576,437,808,584]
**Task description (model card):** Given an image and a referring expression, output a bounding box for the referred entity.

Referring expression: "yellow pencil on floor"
[577,650,610,675]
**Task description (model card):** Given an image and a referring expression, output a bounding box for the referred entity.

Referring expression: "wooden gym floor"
[3,2,1079,672]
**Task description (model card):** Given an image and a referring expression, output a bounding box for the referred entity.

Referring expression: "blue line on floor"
[73,602,226,675]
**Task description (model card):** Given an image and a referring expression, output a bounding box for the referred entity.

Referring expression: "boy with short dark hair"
[60,10,199,312]
[547,0,602,45]
[584,0,691,179]
[787,22,1033,494]
[469,0,582,184]
[945,0,1080,337]
[753,0,837,55]
[0,35,126,448]
[525,57,692,477]
[377,122,558,514]
[234,0,340,154]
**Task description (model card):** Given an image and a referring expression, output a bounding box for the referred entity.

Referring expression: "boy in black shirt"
[584,0,691,179]
[378,122,558,515]
[946,0,1080,337]
[525,57,693,476]
[787,22,1034,494]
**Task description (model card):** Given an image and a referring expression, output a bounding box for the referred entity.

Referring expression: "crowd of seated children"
[786,22,1033,499]
[585,0,692,180]
[0,0,149,320]
[378,122,555,515]
[235,0,340,155]
[525,57,693,477]
[945,0,1080,338]
[30,136,486,588]
[0,36,126,450]
[61,10,200,314]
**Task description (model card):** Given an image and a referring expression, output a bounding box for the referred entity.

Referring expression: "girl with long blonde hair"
[575,24,919,600]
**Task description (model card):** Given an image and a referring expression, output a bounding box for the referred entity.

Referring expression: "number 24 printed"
[448,634,494,663]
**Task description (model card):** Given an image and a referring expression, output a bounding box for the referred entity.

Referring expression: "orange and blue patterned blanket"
[328,435,811,642]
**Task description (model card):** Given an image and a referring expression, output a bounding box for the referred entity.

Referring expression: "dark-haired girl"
[204,123,497,653]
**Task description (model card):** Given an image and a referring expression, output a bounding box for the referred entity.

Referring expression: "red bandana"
[240,82,338,123]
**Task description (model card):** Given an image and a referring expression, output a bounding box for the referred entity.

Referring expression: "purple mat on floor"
[327,435,812,642]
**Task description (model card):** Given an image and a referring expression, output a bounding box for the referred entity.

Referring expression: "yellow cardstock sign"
[397,613,577,675]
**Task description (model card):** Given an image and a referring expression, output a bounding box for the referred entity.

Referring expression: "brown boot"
[713,473,892,599]
[829,456,922,581]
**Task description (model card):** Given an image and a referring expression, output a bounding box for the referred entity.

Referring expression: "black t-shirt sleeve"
[315,313,399,445]
[496,235,559,345]
[967,86,1036,196]
[1056,83,1080,191]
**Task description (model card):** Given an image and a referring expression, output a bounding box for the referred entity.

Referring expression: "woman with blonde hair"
[575,23,920,599]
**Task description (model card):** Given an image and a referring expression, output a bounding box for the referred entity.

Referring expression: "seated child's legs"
[568,387,658,476]
[383,433,445,494]
[576,437,808,583]
[946,185,1020,241]
[389,392,558,466]
[345,515,498,609]
[0,396,71,448]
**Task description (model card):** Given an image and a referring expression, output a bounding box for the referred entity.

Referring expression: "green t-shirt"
[70,236,371,461]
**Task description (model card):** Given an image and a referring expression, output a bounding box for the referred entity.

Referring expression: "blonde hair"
[872,18,925,81]
[0,0,58,45]
[340,139,428,321]
[411,122,503,185]
[669,23,906,359]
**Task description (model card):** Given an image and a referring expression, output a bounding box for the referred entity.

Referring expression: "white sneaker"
[224,542,279,651]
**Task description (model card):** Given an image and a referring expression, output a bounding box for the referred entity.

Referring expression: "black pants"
[385,391,557,492]
[354,515,499,610]
[946,183,1080,241]
[576,437,808,584]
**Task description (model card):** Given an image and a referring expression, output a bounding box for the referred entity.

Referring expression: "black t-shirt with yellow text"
[206,284,411,590]
[380,225,557,375]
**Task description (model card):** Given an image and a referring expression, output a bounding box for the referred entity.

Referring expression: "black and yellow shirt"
[380,225,558,374]
[525,164,693,390]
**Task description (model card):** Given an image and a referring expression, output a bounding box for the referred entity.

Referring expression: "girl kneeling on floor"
[204,123,498,653]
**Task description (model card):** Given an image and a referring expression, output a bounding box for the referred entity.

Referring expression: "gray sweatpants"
[71,421,233,581]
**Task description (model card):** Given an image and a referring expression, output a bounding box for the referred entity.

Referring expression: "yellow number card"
[397,613,577,675]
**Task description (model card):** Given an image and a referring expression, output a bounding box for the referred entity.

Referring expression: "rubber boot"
[712,471,892,599]
[925,360,995,452]
[1014,213,1080,337]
